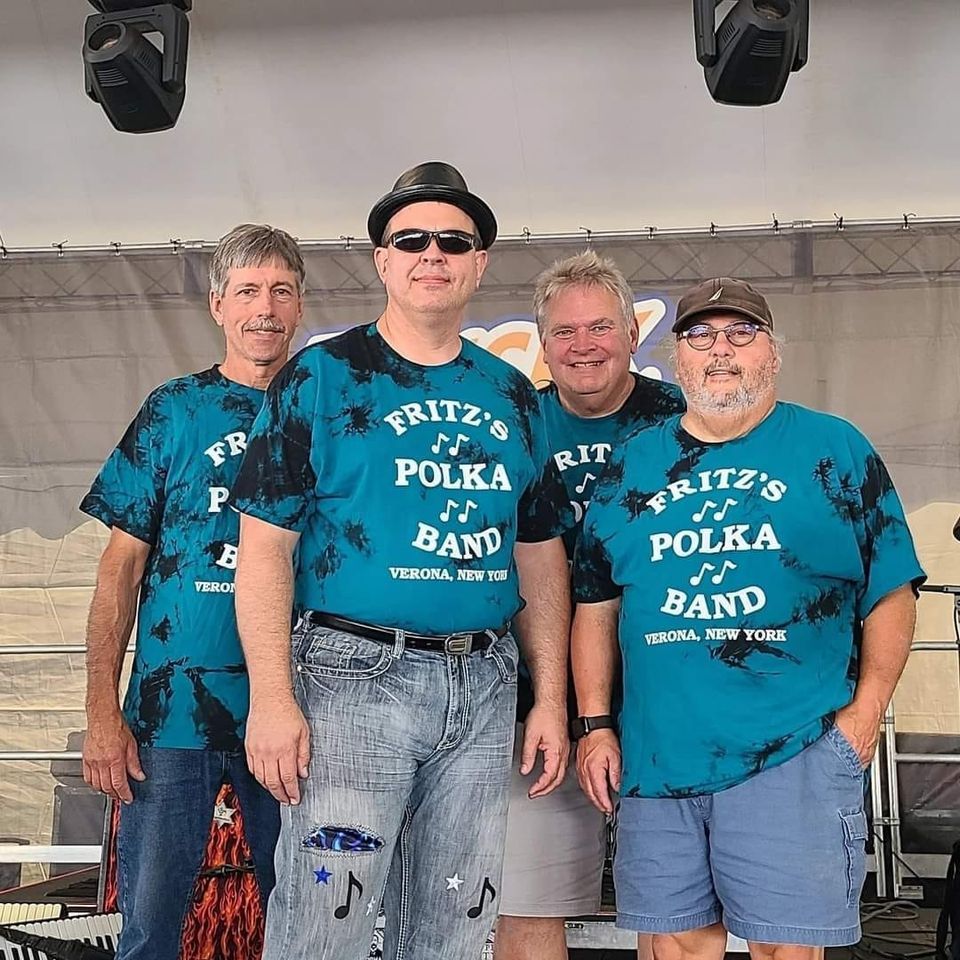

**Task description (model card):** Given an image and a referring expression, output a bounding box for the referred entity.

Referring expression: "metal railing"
[881,583,960,899]
[0,590,957,883]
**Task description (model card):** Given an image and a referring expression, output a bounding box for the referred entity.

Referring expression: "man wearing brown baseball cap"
[572,277,924,960]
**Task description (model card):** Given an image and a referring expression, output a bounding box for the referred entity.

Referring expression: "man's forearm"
[235,519,298,704]
[85,537,146,721]
[571,600,620,716]
[513,537,570,709]
[853,583,918,716]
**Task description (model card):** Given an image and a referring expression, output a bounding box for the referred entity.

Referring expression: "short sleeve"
[516,396,575,543]
[230,354,319,531]
[79,390,168,544]
[572,509,621,602]
[850,434,926,618]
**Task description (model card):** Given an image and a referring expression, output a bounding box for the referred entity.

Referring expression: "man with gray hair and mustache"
[80,223,304,960]
[573,278,924,960]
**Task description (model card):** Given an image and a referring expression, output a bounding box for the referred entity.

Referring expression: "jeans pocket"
[298,627,392,680]
[839,807,868,906]
[827,722,867,777]
[486,633,519,684]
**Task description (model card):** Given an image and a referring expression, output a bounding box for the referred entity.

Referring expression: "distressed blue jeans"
[262,621,518,960]
[115,746,280,960]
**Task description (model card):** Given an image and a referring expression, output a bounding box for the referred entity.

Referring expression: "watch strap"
[571,714,615,740]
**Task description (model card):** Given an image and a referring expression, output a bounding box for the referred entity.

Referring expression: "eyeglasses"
[678,320,764,351]
[548,322,618,341]
[386,229,481,255]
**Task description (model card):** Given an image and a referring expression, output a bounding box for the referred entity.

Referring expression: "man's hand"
[246,696,311,805]
[576,728,621,815]
[834,700,883,769]
[520,703,569,799]
[83,714,146,804]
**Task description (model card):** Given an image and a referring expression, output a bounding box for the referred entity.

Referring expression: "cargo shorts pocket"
[840,807,868,907]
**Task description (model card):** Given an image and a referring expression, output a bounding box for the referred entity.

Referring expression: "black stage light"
[83,1,192,133]
[693,0,809,106]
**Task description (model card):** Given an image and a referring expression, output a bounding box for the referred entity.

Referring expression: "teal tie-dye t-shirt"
[514,374,685,722]
[231,323,572,633]
[573,402,925,798]
[80,367,265,750]
[540,374,686,559]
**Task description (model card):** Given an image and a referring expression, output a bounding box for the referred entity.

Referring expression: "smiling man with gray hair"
[573,277,925,960]
[496,250,683,960]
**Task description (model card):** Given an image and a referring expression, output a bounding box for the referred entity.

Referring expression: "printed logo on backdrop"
[302,295,675,383]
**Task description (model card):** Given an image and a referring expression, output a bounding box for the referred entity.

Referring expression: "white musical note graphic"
[575,472,597,495]
[448,433,470,456]
[457,500,478,522]
[713,498,738,521]
[689,562,716,586]
[692,498,739,522]
[431,432,450,455]
[692,500,717,523]
[710,560,737,585]
[439,499,479,523]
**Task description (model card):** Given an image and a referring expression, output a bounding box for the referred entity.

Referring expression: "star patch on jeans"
[301,825,384,854]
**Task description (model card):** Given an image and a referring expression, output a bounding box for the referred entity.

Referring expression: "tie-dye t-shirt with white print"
[514,374,685,722]
[573,402,925,798]
[231,323,573,633]
[80,367,265,750]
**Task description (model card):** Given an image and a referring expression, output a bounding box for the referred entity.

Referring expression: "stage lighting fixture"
[83,1,192,133]
[693,0,809,106]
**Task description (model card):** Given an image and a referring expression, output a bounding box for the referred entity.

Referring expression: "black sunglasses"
[386,229,481,255]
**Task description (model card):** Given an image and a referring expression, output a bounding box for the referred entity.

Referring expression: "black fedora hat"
[367,161,498,250]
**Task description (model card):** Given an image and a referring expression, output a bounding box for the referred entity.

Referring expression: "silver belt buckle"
[444,632,473,655]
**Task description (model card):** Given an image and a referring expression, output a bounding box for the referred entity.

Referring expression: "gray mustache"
[706,363,741,375]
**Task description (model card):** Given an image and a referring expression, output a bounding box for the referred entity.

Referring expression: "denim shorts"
[614,724,868,946]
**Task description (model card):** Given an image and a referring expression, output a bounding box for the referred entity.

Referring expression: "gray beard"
[678,359,778,414]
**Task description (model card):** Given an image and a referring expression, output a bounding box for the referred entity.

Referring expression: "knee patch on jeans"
[301,824,384,855]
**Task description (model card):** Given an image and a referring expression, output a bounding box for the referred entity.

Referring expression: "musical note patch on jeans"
[301,824,385,855]
[334,871,363,919]
[466,876,496,918]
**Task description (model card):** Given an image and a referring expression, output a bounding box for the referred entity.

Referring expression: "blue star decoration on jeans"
[314,866,332,885]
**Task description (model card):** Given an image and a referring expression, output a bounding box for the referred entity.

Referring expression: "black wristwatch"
[570,714,616,741]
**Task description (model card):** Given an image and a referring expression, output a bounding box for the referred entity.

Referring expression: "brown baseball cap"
[672,277,774,333]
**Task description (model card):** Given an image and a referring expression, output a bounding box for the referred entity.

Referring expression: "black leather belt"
[301,611,505,655]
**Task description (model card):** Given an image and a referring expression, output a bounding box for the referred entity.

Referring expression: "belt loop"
[392,628,405,658]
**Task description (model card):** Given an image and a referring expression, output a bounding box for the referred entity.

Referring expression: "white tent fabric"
[0,228,958,870]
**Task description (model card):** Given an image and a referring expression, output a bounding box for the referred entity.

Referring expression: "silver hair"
[532,250,636,337]
[208,223,305,296]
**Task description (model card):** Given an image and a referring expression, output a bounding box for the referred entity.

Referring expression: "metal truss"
[2,221,960,308]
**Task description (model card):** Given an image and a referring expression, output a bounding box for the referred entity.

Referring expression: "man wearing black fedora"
[231,161,573,958]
